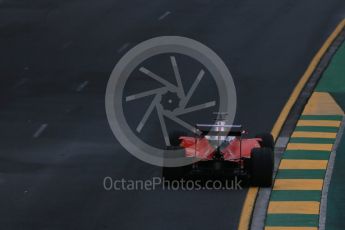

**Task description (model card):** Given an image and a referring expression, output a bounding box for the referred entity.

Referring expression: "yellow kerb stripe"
[273,179,323,190]
[287,143,333,151]
[297,120,341,127]
[279,159,328,169]
[268,201,320,214]
[302,92,344,115]
[291,131,337,138]
[265,227,317,230]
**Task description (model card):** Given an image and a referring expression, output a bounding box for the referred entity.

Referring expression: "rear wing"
[195,124,243,137]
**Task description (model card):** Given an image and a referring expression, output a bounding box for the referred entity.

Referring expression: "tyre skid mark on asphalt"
[76,80,89,92]
[117,42,130,53]
[158,11,171,21]
[33,123,48,138]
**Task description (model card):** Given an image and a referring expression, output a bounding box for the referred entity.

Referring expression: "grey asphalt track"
[1,0,345,229]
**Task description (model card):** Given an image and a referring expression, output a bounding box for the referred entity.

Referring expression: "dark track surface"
[1,0,345,229]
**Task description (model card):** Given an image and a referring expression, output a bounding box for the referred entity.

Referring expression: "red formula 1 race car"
[162,119,275,187]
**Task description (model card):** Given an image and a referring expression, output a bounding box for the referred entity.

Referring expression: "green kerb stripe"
[299,115,343,120]
[295,126,339,132]
[270,190,321,201]
[265,214,319,227]
[283,150,330,160]
[289,137,335,144]
[276,169,326,179]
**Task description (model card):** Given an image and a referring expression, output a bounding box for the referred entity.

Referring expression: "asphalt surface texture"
[1,0,345,229]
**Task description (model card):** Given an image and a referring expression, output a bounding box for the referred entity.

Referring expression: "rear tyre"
[250,147,274,187]
[255,133,274,150]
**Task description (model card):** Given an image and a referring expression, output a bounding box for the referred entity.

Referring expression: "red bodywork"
[179,137,261,162]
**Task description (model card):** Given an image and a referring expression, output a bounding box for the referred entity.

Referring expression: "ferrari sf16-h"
[162,118,274,187]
